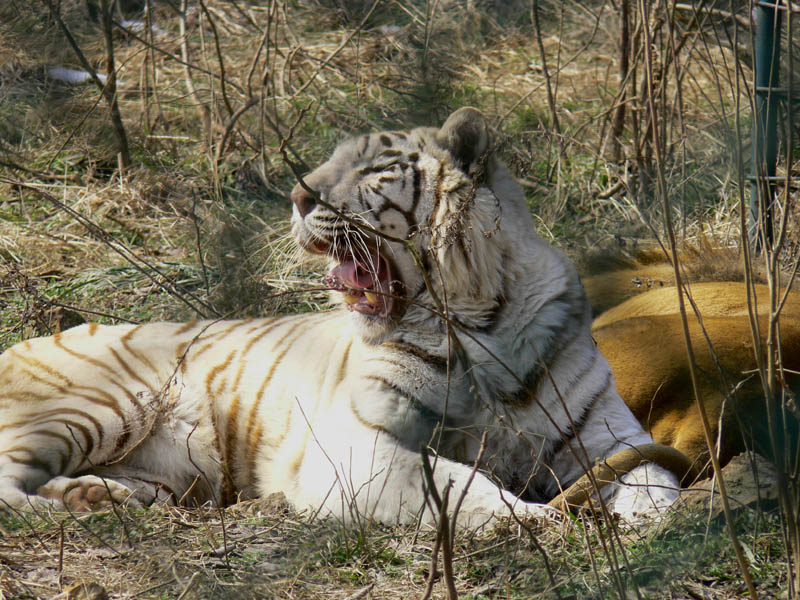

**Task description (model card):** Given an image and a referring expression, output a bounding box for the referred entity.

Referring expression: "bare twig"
[198,0,233,117]
[180,0,212,147]
[184,425,231,567]
[213,97,259,166]
[344,584,375,600]
[531,0,561,136]
[498,493,563,599]
[636,0,758,593]
[45,0,130,167]
[1,179,218,318]
[175,572,201,600]
[0,159,80,183]
[420,449,457,600]
[448,429,488,549]
[673,3,751,29]
[99,0,131,168]
[609,0,630,162]
[64,424,135,550]
[58,520,65,591]
[190,198,211,298]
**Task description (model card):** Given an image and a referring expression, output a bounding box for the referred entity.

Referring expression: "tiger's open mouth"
[321,244,396,318]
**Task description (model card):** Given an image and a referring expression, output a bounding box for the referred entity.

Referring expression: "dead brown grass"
[1,0,799,598]
[2,485,792,599]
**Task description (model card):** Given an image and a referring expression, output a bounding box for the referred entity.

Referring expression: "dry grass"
[1,0,799,598]
[0,497,789,599]
[0,0,774,342]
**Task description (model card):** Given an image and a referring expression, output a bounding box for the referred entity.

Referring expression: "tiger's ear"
[436,107,491,172]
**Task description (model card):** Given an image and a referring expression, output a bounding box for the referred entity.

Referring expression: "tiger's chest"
[350,337,555,496]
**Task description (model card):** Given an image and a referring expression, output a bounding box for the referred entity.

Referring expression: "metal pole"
[750,0,782,251]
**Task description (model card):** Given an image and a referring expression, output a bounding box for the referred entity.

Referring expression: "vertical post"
[750,0,782,251]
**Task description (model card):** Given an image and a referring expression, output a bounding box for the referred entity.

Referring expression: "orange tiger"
[593,281,800,473]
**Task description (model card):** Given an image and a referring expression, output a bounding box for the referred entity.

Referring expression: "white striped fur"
[0,108,678,525]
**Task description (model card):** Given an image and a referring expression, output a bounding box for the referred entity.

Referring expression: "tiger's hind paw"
[36,475,142,512]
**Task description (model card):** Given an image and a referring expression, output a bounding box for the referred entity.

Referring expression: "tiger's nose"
[290,184,317,218]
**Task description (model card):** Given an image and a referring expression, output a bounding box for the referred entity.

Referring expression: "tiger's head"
[290,107,535,344]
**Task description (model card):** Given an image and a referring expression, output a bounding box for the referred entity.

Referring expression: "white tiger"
[0,108,680,526]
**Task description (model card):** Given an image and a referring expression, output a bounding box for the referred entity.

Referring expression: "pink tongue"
[327,258,377,289]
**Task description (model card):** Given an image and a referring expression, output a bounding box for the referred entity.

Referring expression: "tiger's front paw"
[37,475,142,512]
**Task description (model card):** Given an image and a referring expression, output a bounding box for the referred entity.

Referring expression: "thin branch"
[99,0,131,167]
[2,179,218,318]
[180,0,212,147]
[197,0,234,117]
[290,0,381,99]
[531,0,561,135]
[213,97,259,166]
[420,450,457,600]
[45,0,130,167]
[636,0,759,594]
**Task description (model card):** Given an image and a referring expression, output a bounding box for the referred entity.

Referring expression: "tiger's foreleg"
[0,407,221,513]
[281,420,559,529]
[0,419,149,513]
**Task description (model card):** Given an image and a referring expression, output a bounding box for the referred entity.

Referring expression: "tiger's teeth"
[344,293,360,305]
[364,291,377,304]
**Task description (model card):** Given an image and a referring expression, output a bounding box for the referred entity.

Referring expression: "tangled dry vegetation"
[0,485,792,599]
[1,0,799,598]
